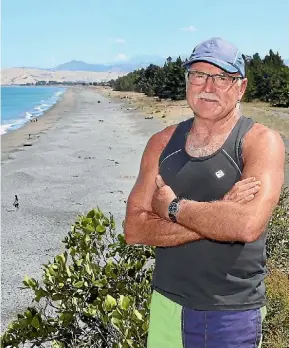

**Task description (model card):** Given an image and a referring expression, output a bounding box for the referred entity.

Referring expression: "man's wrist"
[175,199,182,221]
[175,199,190,223]
[168,198,181,222]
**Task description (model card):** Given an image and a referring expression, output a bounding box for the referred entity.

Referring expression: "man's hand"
[151,175,176,219]
[222,177,261,204]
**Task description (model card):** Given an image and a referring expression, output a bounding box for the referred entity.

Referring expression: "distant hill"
[0,68,127,86]
[0,56,170,85]
[54,56,167,73]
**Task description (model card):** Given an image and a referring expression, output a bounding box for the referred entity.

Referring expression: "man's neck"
[192,108,241,138]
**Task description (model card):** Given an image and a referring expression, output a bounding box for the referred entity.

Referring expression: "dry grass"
[263,265,289,348]
[241,102,289,139]
[95,87,289,137]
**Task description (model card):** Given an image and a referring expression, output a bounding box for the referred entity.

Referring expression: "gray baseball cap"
[182,37,245,77]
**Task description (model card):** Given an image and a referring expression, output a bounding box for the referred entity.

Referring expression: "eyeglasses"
[186,70,243,88]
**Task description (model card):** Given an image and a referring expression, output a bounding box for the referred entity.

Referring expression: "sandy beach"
[1,87,163,331]
[1,86,288,333]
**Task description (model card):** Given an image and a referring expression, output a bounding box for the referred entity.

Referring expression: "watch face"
[169,202,179,214]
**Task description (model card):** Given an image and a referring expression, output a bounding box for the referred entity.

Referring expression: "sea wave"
[1,88,67,135]
[1,118,27,135]
[25,112,33,119]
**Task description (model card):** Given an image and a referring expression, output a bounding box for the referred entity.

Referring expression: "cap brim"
[182,57,239,74]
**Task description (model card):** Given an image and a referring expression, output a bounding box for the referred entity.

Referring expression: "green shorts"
[147,290,267,348]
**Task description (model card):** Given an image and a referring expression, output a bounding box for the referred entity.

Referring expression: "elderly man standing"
[124,37,285,347]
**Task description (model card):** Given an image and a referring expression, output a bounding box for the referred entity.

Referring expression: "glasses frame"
[185,70,244,87]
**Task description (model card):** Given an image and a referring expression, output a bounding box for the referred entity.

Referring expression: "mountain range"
[53,56,289,73]
[19,55,168,73]
[12,54,289,73]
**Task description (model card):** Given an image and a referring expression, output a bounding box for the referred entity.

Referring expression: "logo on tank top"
[215,170,225,179]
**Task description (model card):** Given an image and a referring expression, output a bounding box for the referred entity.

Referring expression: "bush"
[1,208,155,347]
[1,187,288,347]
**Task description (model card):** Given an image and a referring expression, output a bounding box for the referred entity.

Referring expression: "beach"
[1,86,289,332]
[1,87,163,330]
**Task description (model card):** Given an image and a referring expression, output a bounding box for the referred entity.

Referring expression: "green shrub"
[1,208,155,347]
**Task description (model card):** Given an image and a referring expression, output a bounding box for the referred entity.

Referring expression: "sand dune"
[1,68,127,85]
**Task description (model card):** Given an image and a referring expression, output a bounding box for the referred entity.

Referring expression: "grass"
[263,265,289,347]
[241,102,289,139]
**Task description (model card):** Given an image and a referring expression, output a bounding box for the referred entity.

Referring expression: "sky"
[1,0,289,69]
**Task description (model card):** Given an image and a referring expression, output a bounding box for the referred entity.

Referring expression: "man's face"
[186,62,247,120]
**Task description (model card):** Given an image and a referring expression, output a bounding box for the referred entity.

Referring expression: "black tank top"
[152,115,267,310]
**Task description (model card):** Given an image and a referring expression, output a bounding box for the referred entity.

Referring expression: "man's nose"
[203,76,215,92]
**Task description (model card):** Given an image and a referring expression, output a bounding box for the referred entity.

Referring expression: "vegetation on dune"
[1,186,289,347]
[109,50,289,107]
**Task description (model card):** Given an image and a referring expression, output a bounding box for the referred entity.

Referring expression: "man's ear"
[239,78,248,99]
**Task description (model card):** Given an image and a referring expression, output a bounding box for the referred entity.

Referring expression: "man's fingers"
[238,194,255,204]
[235,181,261,192]
[235,186,260,201]
[235,177,256,186]
[155,175,166,189]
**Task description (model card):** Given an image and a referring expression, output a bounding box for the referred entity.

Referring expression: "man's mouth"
[200,98,218,102]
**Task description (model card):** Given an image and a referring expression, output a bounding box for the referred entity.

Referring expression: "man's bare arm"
[125,208,202,247]
[176,127,285,243]
[124,129,203,247]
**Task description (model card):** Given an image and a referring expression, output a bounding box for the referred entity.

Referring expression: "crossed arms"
[124,124,285,247]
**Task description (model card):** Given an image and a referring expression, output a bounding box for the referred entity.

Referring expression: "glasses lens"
[214,75,232,88]
[188,71,207,85]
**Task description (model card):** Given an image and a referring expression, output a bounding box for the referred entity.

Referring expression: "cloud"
[115,53,128,61]
[180,25,197,32]
[115,38,126,44]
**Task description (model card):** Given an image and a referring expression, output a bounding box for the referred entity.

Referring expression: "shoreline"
[1,87,74,162]
[1,85,67,136]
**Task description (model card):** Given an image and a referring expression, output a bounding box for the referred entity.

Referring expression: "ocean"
[1,86,67,135]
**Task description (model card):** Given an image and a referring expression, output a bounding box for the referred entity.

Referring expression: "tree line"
[109,50,289,106]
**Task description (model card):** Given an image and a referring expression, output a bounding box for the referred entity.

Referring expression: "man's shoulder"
[245,122,283,142]
[147,123,179,151]
[243,122,285,156]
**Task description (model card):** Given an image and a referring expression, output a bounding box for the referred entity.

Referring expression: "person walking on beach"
[124,37,285,347]
[13,195,19,209]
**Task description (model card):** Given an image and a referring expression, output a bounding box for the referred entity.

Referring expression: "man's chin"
[193,107,222,119]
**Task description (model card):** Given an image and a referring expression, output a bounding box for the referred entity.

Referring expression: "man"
[124,37,285,347]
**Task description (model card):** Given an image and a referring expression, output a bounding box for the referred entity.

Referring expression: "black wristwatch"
[168,198,181,222]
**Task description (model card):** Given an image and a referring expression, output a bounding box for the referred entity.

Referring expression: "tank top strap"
[222,115,255,171]
[159,117,193,166]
